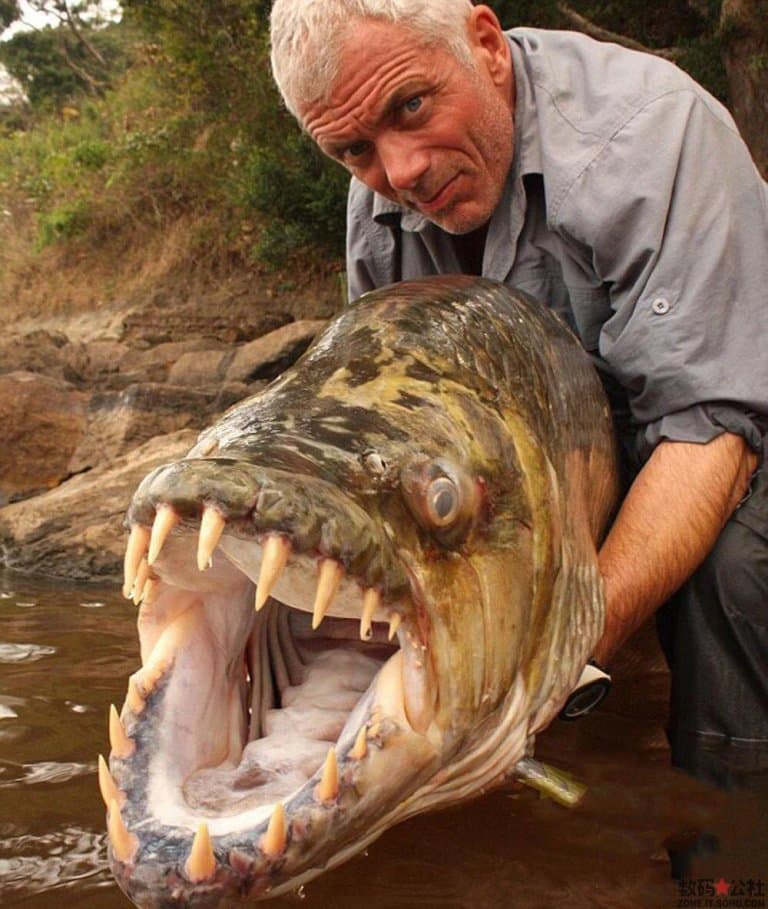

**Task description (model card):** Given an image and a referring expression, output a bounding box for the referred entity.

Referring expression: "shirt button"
[652,297,671,315]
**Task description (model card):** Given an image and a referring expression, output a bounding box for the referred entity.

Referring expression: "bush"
[234,131,348,263]
[37,198,90,247]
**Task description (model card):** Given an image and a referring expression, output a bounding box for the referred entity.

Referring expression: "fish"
[105,274,619,906]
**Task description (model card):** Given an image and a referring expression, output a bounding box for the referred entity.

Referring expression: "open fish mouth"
[105,457,459,905]
[102,276,619,908]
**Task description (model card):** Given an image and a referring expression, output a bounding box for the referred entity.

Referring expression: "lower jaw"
[112,588,440,842]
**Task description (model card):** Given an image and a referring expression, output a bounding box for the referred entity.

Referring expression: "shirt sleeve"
[558,87,768,457]
[346,179,399,303]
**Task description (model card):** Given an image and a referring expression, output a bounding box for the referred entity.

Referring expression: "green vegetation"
[0,0,762,316]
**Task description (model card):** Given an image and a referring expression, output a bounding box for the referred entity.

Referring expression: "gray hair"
[270,0,475,120]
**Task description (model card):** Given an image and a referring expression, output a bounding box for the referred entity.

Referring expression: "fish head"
[106,277,616,905]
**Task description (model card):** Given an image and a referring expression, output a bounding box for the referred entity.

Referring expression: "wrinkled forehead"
[298,17,459,128]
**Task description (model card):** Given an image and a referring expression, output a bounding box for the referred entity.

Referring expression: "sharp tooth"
[132,558,150,606]
[125,677,144,715]
[140,658,170,691]
[185,822,216,883]
[260,803,286,858]
[197,506,225,571]
[147,504,179,566]
[98,754,123,808]
[312,559,343,630]
[109,704,134,759]
[349,725,368,761]
[123,525,150,598]
[107,799,138,864]
[402,639,435,734]
[360,588,380,641]
[388,612,402,641]
[315,747,339,802]
[255,534,290,611]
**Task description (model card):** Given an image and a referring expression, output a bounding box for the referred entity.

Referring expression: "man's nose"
[378,134,429,191]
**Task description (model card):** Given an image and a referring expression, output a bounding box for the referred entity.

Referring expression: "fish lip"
[128,458,411,594]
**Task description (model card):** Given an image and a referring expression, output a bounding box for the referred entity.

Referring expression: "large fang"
[125,678,144,715]
[388,612,402,641]
[260,804,286,859]
[197,506,225,571]
[255,534,290,611]
[109,704,134,759]
[360,588,380,641]
[316,747,339,802]
[185,822,216,883]
[350,725,368,761]
[132,558,150,606]
[147,504,179,565]
[312,559,343,630]
[108,799,138,864]
[98,754,123,808]
[123,525,150,598]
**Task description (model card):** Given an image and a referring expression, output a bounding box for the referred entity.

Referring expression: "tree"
[0,1,21,30]
[0,1,127,108]
[120,0,349,259]
[720,0,768,176]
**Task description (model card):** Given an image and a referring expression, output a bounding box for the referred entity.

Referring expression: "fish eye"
[426,476,460,527]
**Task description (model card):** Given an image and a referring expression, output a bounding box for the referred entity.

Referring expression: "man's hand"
[594,432,758,665]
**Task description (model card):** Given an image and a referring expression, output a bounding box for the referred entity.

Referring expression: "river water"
[1,568,765,909]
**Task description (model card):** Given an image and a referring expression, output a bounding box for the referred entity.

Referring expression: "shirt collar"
[371,193,428,231]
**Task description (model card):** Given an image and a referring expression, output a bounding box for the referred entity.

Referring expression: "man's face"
[301,11,515,235]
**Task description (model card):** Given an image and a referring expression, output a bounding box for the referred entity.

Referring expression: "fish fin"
[513,756,586,807]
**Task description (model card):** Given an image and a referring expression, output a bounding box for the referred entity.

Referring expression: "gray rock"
[167,348,233,388]
[0,372,88,505]
[68,383,213,475]
[226,320,326,383]
[0,429,198,580]
[117,339,222,384]
[0,330,89,385]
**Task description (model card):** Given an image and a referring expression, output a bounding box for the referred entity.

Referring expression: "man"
[270,0,768,789]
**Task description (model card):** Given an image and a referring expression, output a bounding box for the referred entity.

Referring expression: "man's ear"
[467,4,510,87]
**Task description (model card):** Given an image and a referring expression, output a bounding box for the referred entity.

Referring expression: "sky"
[2,1,122,41]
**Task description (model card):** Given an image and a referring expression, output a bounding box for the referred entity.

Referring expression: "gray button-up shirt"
[346,28,768,459]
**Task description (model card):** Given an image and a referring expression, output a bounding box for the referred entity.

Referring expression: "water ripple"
[0,760,95,787]
[0,643,56,663]
[0,827,110,896]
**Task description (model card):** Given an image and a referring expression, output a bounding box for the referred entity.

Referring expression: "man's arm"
[593,432,758,665]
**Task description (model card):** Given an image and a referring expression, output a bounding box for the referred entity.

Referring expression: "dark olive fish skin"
[110,276,619,906]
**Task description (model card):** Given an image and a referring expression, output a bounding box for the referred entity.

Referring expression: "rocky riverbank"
[0,289,338,581]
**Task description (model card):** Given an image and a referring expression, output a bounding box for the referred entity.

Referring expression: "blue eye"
[404,96,422,113]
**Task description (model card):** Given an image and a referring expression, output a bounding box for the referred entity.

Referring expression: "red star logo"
[714,878,731,897]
